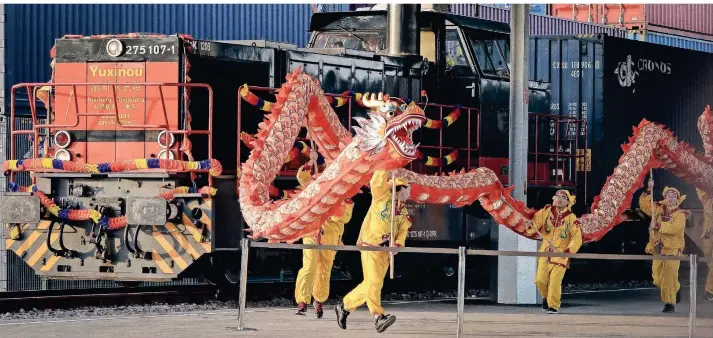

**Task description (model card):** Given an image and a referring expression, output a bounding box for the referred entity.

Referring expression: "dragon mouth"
[385,115,426,159]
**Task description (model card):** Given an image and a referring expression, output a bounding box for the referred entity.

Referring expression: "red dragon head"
[351,92,426,164]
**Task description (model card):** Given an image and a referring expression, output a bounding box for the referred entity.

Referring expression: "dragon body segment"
[240,69,713,245]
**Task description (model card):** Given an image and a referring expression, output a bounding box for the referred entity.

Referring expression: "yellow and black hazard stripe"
[150,197,213,275]
[6,221,64,273]
[5,197,214,278]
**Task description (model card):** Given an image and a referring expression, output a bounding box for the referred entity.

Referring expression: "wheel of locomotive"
[203,253,239,293]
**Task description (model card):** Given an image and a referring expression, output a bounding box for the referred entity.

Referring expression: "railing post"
[457,246,466,338]
[238,238,250,331]
[688,254,697,338]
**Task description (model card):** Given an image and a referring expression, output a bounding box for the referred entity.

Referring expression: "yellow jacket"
[696,189,713,241]
[297,167,353,245]
[357,170,412,247]
[639,192,687,255]
[525,205,582,268]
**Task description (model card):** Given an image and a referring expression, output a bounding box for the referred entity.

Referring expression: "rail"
[8,82,215,184]
[235,239,704,338]
[0,284,217,312]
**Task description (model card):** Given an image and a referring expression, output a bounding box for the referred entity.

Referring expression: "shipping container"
[550,4,713,39]
[628,30,713,54]
[530,34,713,211]
[451,3,547,16]
[3,4,318,116]
[464,5,627,38]
[1,4,5,118]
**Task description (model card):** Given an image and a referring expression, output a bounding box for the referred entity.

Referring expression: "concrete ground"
[0,288,711,338]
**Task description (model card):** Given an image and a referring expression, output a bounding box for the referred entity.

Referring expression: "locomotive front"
[1,34,219,282]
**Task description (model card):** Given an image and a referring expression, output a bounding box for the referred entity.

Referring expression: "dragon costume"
[239,69,713,246]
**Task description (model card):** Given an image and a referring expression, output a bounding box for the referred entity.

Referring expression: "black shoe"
[295,303,307,315]
[374,314,396,333]
[542,298,548,311]
[314,301,323,319]
[662,304,675,313]
[676,289,681,304]
[335,303,349,329]
[546,308,558,314]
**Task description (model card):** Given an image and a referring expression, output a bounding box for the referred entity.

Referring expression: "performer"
[525,189,583,314]
[639,177,687,312]
[293,165,354,318]
[335,169,412,333]
[695,188,713,301]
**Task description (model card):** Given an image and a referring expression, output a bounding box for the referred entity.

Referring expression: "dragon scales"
[240,69,713,244]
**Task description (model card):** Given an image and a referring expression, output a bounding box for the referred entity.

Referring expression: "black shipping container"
[530,34,713,210]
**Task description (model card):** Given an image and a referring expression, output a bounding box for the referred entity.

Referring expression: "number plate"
[0,196,41,224]
[126,197,167,226]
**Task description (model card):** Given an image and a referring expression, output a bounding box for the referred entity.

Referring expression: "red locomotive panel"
[52,60,179,163]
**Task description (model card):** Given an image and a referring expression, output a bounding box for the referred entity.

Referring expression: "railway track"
[0,284,219,313]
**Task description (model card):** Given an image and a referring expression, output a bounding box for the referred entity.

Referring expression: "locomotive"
[3,7,648,287]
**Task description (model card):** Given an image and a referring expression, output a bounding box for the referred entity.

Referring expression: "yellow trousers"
[652,259,681,304]
[343,250,390,316]
[704,240,713,294]
[294,236,338,304]
[535,258,567,310]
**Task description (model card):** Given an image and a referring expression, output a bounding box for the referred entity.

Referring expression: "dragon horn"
[362,92,388,108]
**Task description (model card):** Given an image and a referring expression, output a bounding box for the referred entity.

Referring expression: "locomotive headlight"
[157,149,175,160]
[157,130,175,149]
[54,148,72,161]
[53,130,71,148]
[106,39,124,57]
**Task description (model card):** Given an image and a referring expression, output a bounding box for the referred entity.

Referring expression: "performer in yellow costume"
[639,178,687,312]
[293,165,354,318]
[695,188,713,301]
[525,189,583,314]
[335,169,412,333]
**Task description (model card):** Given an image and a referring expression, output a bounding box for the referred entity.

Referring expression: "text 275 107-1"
[124,45,177,55]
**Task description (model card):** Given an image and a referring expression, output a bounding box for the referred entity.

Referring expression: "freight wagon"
[1,8,709,287]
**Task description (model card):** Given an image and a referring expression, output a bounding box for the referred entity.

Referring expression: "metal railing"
[8,82,216,185]
[234,238,704,338]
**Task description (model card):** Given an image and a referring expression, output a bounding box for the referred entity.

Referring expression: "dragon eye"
[387,111,395,117]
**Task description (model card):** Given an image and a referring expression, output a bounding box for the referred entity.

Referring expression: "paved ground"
[1,288,711,338]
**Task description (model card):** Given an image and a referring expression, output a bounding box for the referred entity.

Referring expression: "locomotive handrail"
[529,112,589,201]
[8,82,215,185]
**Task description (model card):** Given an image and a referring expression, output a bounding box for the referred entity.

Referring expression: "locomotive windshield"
[311,31,386,53]
[465,31,510,78]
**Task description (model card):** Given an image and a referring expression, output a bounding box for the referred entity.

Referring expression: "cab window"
[311,32,386,53]
[445,29,469,69]
[465,31,510,78]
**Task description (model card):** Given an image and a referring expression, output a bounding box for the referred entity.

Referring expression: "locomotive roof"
[309,10,511,36]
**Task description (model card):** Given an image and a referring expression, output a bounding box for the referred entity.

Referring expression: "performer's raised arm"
[639,178,657,217]
[296,165,313,188]
[524,206,549,237]
[330,199,354,224]
[369,169,391,200]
